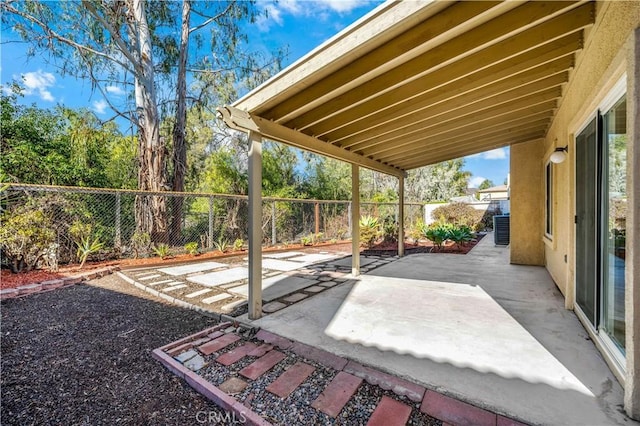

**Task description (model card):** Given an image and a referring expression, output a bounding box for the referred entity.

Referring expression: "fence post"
[314,202,320,235]
[208,197,214,249]
[115,192,121,248]
[271,201,277,246]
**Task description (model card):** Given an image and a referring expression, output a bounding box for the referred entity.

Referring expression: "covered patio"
[250,236,628,425]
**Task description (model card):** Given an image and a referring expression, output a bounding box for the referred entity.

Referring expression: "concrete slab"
[228,275,318,302]
[289,253,337,263]
[261,258,307,272]
[158,261,227,276]
[202,293,232,304]
[264,251,305,259]
[329,256,376,267]
[187,267,248,287]
[252,236,630,426]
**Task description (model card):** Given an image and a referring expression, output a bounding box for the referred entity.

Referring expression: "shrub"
[131,232,151,259]
[214,237,229,253]
[185,241,199,255]
[300,234,313,246]
[359,215,380,248]
[152,243,172,259]
[233,239,244,251]
[0,207,56,273]
[422,223,452,252]
[448,224,473,250]
[381,216,398,244]
[76,235,104,269]
[431,202,483,231]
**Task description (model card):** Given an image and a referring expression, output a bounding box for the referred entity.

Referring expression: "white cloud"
[316,0,369,13]
[91,99,108,115]
[105,85,125,96]
[257,3,284,31]
[21,70,56,102]
[482,148,507,160]
[256,0,369,31]
[469,176,487,188]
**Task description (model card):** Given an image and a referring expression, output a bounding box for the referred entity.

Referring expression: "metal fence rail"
[1,183,426,264]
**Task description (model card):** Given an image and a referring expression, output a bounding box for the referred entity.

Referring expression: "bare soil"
[0,274,232,425]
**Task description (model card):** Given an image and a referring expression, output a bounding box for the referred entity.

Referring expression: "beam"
[352,164,360,276]
[247,131,263,320]
[218,105,404,178]
[398,174,405,257]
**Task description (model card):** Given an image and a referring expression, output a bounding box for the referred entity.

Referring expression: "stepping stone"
[247,344,273,358]
[198,334,241,355]
[147,279,175,286]
[229,275,318,302]
[367,396,412,426]
[304,285,325,293]
[330,257,376,267]
[312,371,363,418]
[183,354,206,371]
[138,274,161,281]
[318,281,340,288]
[263,301,287,313]
[264,251,304,259]
[174,349,199,363]
[289,253,336,263]
[216,342,258,366]
[239,350,286,380]
[136,271,158,277]
[420,390,496,426]
[219,377,247,394]
[185,289,213,298]
[158,261,227,276]
[266,361,315,398]
[201,293,232,304]
[187,267,248,287]
[221,299,246,313]
[163,284,187,292]
[262,259,307,272]
[283,293,308,303]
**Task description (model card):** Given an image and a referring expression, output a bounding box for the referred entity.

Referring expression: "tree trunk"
[170,0,191,245]
[130,0,168,243]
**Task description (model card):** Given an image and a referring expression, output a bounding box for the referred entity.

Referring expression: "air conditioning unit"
[494,214,510,245]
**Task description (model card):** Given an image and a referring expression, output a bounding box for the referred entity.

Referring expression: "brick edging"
[0,266,121,301]
[152,348,272,426]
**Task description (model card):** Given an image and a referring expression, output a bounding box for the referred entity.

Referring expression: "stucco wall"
[542,1,640,299]
[510,139,544,266]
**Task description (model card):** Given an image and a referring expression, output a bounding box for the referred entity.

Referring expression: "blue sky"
[1,0,509,188]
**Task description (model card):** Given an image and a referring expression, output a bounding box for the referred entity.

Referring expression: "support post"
[314,202,320,235]
[208,197,214,249]
[115,192,121,248]
[271,201,277,246]
[398,175,405,257]
[351,164,360,276]
[248,131,263,320]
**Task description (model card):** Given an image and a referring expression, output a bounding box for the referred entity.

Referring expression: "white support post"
[398,174,405,257]
[248,131,263,320]
[351,164,360,276]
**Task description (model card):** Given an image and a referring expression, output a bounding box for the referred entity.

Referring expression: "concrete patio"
[250,236,632,426]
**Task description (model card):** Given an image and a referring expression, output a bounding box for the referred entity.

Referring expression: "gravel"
[0,275,232,425]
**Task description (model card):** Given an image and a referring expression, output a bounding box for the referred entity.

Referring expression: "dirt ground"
[0,274,232,425]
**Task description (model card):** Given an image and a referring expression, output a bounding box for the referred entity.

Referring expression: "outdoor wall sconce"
[550,146,568,164]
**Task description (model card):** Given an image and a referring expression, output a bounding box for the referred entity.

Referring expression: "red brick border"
[0,266,120,301]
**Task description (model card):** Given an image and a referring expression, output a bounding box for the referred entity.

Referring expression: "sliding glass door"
[575,92,627,360]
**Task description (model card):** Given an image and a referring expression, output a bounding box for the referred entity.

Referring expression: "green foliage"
[382,216,398,244]
[359,215,381,248]
[233,239,244,251]
[408,219,426,244]
[300,234,313,246]
[131,232,151,259]
[152,243,172,259]
[477,179,495,191]
[0,207,55,273]
[431,202,484,231]
[422,223,452,252]
[75,235,104,269]
[184,241,199,256]
[448,225,474,250]
[214,237,230,253]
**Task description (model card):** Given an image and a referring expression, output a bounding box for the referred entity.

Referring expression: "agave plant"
[76,235,104,269]
[152,243,172,259]
[359,215,380,248]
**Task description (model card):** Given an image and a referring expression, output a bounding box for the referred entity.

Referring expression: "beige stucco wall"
[509,139,544,266]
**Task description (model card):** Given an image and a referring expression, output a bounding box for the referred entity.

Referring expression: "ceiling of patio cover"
[220,1,595,176]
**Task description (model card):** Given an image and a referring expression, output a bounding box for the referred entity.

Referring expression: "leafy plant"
[0,207,55,273]
[300,234,313,246]
[131,232,151,259]
[423,223,452,252]
[431,202,483,231]
[152,243,172,259]
[76,235,104,269]
[184,241,199,256]
[214,237,229,253]
[381,216,398,244]
[448,225,473,251]
[359,215,380,248]
[233,238,244,251]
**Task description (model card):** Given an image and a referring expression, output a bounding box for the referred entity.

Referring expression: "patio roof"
[219,0,595,175]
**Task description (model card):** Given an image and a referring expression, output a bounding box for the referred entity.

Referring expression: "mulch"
[0,274,233,425]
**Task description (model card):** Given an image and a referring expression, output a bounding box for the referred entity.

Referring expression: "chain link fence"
[1,184,426,266]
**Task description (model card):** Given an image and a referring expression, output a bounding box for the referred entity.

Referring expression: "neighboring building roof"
[478,185,509,193]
